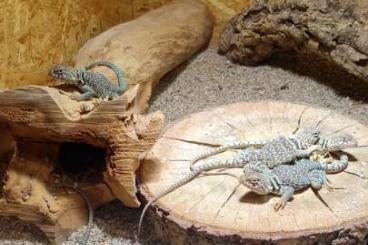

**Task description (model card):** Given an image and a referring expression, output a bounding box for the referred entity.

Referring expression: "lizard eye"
[247,178,260,187]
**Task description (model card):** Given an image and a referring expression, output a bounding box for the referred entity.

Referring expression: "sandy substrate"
[1,48,368,244]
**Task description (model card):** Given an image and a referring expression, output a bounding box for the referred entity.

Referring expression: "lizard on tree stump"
[140,101,368,245]
[218,0,368,83]
[0,0,213,243]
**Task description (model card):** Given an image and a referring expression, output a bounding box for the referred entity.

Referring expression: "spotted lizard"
[138,129,357,234]
[239,154,350,211]
[190,128,356,170]
[49,61,127,101]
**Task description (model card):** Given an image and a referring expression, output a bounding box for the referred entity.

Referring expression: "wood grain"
[140,101,368,244]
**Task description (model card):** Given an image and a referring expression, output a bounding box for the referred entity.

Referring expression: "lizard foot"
[273,201,287,211]
[81,103,95,113]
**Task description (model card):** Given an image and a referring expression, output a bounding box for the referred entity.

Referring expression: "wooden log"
[218,0,368,82]
[75,0,214,114]
[140,101,368,244]
[0,86,163,244]
[0,0,213,243]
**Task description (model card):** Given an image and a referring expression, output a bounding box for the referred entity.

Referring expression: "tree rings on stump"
[140,101,368,244]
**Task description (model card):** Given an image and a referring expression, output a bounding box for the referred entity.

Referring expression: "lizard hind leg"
[70,84,98,101]
[71,91,97,101]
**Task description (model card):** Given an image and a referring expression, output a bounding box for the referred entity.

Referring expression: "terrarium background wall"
[131,0,251,45]
[0,0,253,90]
[0,0,133,89]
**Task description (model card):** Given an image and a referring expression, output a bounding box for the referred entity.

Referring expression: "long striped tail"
[67,186,93,245]
[190,140,267,170]
[85,61,127,92]
[322,155,348,173]
[138,156,245,235]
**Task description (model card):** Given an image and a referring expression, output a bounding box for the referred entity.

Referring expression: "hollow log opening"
[56,142,106,185]
[0,124,16,198]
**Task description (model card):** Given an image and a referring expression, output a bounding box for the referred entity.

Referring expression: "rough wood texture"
[219,0,368,82]
[75,0,213,114]
[140,101,368,244]
[0,0,131,89]
[0,86,163,243]
[0,0,213,242]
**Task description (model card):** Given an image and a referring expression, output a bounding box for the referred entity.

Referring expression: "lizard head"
[320,134,358,151]
[294,127,320,148]
[240,162,273,195]
[49,64,80,82]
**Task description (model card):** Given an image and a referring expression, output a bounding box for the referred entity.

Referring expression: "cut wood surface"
[75,0,213,114]
[219,0,368,82]
[140,101,368,244]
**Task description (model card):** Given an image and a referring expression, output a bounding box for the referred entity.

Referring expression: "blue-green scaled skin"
[240,155,349,210]
[49,61,127,101]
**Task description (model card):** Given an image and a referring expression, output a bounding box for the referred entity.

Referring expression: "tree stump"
[140,101,368,244]
[218,0,368,82]
[0,0,213,243]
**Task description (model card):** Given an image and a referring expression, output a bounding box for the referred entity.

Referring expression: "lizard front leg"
[309,172,325,191]
[274,186,295,211]
[190,139,268,170]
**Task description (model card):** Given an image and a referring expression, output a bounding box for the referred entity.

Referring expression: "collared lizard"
[49,61,127,101]
[138,130,357,234]
[190,129,357,169]
[239,154,350,211]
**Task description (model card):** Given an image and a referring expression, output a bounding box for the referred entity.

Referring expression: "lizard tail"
[138,157,244,235]
[85,61,127,91]
[138,170,199,235]
[69,186,93,245]
[190,140,265,170]
[324,154,348,173]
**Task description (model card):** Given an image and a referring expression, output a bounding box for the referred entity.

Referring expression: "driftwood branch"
[75,0,213,114]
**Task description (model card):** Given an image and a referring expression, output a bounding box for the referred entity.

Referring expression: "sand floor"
[1,48,368,244]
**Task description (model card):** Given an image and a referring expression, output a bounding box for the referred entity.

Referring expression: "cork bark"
[218,0,368,82]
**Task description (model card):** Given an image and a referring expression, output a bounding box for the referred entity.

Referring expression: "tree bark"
[140,101,368,244]
[218,0,368,82]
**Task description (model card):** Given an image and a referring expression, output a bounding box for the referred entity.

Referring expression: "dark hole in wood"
[56,142,106,184]
[0,124,16,197]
